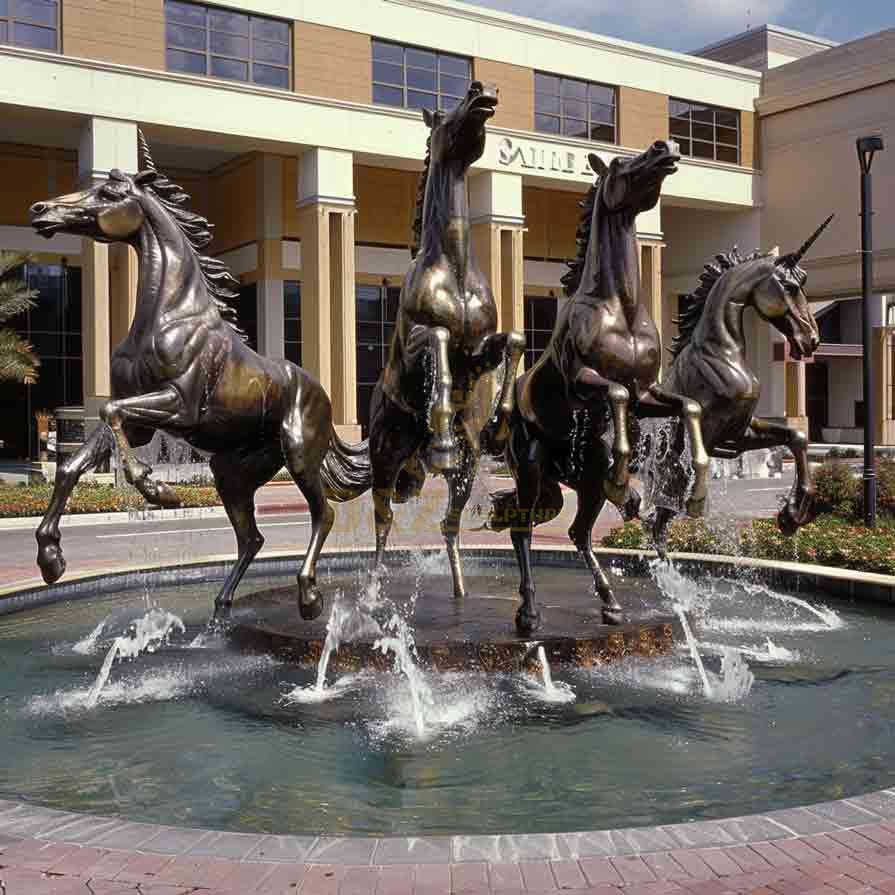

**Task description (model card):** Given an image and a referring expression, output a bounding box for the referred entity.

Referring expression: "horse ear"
[769,246,780,259]
[134,170,159,187]
[422,108,436,129]
[588,152,609,178]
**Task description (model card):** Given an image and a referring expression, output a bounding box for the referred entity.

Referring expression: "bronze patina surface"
[487,143,709,635]
[642,219,832,555]
[368,82,525,604]
[229,575,677,673]
[28,132,371,623]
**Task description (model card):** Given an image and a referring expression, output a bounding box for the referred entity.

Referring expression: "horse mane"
[410,135,432,259]
[668,246,764,359]
[560,181,599,297]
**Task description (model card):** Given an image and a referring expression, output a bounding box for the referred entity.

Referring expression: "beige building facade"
[0,1,891,458]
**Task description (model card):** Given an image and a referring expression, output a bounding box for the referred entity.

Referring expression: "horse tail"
[321,430,372,502]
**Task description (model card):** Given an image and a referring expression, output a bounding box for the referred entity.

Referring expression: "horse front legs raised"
[573,368,631,505]
[404,324,455,471]
[35,424,115,583]
[727,418,815,535]
[475,330,526,456]
[637,385,710,518]
[100,386,189,508]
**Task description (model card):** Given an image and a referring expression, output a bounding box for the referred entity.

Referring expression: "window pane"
[692,121,714,142]
[535,72,559,94]
[407,89,436,110]
[716,108,738,128]
[15,0,56,26]
[692,139,714,159]
[590,102,614,125]
[209,8,248,35]
[372,40,402,64]
[590,122,614,143]
[440,94,462,111]
[252,62,288,88]
[166,0,205,27]
[285,341,301,366]
[0,22,7,42]
[531,298,556,330]
[405,47,435,69]
[210,30,248,57]
[535,113,560,134]
[439,53,468,76]
[561,78,587,99]
[669,99,690,117]
[563,117,588,139]
[253,37,288,65]
[167,47,205,74]
[356,287,382,322]
[284,282,300,319]
[253,16,288,43]
[210,55,248,80]
[0,0,8,15]
[439,73,467,96]
[357,322,381,345]
[407,66,436,91]
[373,60,402,85]
[167,21,205,50]
[373,84,403,107]
[675,137,691,156]
[716,125,738,146]
[535,93,560,115]
[716,144,739,164]
[690,104,713,123]
[13,21,55,49]
[588,82,614,105]
[669,117,690,138]
[562,97,586,119]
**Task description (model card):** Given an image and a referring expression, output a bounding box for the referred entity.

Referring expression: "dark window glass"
[284,281,301,367]
[535,71,616,145]
[0,22,7,42]
[355,284,399,434]
[12,19,56,49]
[371,39,470,112]
[669,97,740,164]
[16,0,55,25]
[523,295,558,370]
[164,0,291,89]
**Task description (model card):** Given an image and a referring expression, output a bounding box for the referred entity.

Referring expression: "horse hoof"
[622,488,642,522]
[685,496,706,519]
[515,606,542,636]
[150,482,182,510]
[37,546,66,584]
[777,505,799,537]
[602,606,623,626]
[298,581,324,620]
[603,479,627,507]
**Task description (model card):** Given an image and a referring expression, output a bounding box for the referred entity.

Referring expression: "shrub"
[813,458,859,517]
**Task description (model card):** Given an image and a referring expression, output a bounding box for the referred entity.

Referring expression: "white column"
[256,154,285,358]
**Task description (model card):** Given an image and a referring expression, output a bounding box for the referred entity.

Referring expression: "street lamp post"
[857,135,884,529]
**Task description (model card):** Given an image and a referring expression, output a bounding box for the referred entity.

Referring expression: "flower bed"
[0,482,220,518]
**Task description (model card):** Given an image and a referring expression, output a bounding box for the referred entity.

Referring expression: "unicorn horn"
[137,128,157,173]
[778,213,834,267]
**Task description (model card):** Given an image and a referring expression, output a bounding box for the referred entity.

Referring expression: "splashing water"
[86,609,185,709]
[713,647,755,702]
[524,645,576,704]
[71,616,109,655]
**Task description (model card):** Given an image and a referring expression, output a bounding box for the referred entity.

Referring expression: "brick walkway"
[5,795,895,894]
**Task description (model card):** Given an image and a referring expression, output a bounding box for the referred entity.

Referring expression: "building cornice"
[757,63,895,116]
[384,0,762,85]
[693,23,836,58]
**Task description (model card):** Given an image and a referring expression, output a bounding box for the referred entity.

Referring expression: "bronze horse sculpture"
[29,132,371,622]
[640,218,832,557]
[488,142,709,635]
[369,81,525,597]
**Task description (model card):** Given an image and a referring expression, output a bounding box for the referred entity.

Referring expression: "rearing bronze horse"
[29,132,371,622]
[369,81,525,598]
[489,142,709,634]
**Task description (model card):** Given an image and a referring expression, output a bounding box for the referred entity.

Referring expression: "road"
[0,471,794,588]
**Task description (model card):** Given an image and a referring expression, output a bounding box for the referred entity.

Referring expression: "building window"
[372,39,471,112]
[669,99,740,164]
[534,72,616,143]
[284,281,301,366]
[356,282,400,433]
[165,0,291,89]
[524,294,558,369]
[0,0,59,51]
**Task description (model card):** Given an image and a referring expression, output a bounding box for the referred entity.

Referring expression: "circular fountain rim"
[2,546,895,855]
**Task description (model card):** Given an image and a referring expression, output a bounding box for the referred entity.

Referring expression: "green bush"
[0,482,220,518]
[813,458,859,517]
[601,514,895,577]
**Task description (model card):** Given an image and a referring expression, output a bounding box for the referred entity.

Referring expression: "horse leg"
[208,443,284,623]
[573,368,631,506]
[638,385,709,519]
[568,483,622,624]
[732,418,815,535]
[441,434,478,600]
[35,424,114,584]
[100,386,189,508]
[475,330,525,455]
[649,507,677,561]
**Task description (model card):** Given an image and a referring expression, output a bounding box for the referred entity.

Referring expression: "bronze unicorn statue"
[641,218,832,557]
[29,132,371,622]
[368,81,525,597]
[488,142,709,635]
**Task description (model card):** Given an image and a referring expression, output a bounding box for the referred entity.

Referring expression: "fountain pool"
[0,550,893,838]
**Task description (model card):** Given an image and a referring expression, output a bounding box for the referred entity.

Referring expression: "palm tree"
[0,251,39,385]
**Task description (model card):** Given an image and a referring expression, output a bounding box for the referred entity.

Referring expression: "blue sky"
[474,0,892,53]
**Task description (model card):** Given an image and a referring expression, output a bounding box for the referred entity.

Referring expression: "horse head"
[422,80,498,173]
[29,168,151,245]
[752,216,833,360]
[589,140,680,218]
